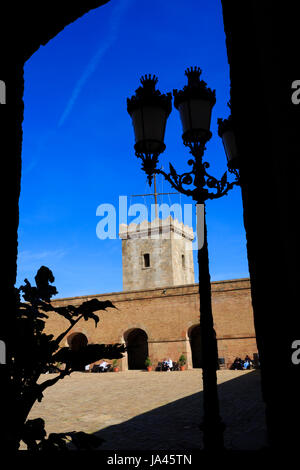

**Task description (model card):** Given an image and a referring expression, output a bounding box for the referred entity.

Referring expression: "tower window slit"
[144,253,150,268]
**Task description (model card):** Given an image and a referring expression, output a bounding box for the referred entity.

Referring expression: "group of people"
[85,360,110,372]
[161,358,173,371]
[230,355,253,370]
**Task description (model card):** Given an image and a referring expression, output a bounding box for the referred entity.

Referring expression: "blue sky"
[17,0,249,299]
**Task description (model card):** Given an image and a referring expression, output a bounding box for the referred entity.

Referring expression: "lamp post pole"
[198,203,224,449]
[149,139,234,451]
[192,142,226,450]
[127,68,239,450]
[171,138,227,450]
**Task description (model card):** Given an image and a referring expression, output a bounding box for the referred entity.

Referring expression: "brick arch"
[187,324,202,368]
[187,323,200,339]
[123,326,150,343]
[123,328,149,370]
[66,332,89,372]
[67,332,88,351]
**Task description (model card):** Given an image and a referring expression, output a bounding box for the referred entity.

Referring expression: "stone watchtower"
[119,216,195,291]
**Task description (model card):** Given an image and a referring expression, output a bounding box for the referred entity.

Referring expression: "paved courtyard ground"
[24,369,267,450]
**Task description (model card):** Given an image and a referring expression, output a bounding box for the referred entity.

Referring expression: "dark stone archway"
[67,332,88,371]
[189,325,202,368]
[125,329,148,370]
[67,332,88,351]
[2,1,111,450]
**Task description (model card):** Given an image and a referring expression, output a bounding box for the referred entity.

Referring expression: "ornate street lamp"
[127,67,239,450]
[127,74,172,185]
[217,114,240,182]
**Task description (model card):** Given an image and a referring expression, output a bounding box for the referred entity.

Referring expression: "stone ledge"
[51,278,251,306]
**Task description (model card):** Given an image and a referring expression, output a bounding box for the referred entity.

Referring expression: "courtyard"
[24,369,267,450]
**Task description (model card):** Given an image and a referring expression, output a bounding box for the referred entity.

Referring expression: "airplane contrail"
[58,0,132,127]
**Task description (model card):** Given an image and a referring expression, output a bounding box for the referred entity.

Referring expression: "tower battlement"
[120,216,195,291]
[119,216,194,241]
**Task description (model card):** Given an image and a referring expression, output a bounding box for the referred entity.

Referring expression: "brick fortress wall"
[45,278,257,370]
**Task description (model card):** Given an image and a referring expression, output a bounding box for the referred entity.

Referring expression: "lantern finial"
[185,66,202,86]
[140,74,158,91]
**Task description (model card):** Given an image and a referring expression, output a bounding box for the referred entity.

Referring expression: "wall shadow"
[88,371,266,451]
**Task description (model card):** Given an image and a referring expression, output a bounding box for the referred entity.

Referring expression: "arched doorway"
[67,332,88,371]
[67,332,88,351]
[125,329,148,370]
[189,325,202,368]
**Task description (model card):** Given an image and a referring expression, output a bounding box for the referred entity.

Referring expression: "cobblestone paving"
[24,370,267,450]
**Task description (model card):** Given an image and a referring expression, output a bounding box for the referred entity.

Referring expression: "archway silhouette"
[67,332,88,371]
[124,329,148,370]
[67,332,88,351]
[188,325,202,368]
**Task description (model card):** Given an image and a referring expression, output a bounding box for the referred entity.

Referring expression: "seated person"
[162,359,169,371]
[166,358,173,371]
[231,357,243,370]
[244,355,253,369]
[237,358,244,369]
[99,360,109,372]
[230,357,238,370]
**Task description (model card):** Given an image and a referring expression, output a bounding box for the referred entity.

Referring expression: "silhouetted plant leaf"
[79,298,117,313]
[67,431,104,450]
[19,279,36,303]
[12,266,123,451]
[77,299,117,327]
[35,266,58,301]
[39,433,70,451]
[48,304,78,322]
[51,347,72,364]
[22,424,104,452]
[22,418,47,451]
[53,343,126,367]
[39,431,104,451]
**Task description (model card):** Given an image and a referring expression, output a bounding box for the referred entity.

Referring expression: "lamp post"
[127,67,239,450]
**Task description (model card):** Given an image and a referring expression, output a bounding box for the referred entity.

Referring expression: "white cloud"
[18,248,67,264]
